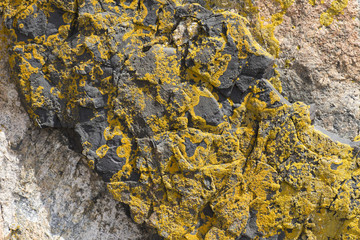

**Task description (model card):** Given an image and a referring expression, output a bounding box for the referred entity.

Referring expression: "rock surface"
[213,0,360,140]
[0,21,150,240]
[1,0,360,239]
[272,0,360,140]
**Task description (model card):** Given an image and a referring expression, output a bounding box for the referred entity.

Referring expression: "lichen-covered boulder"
[1,0,359,239]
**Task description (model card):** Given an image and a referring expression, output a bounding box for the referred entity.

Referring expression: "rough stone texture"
[0,22,150,240]
[1,0,360,239]
[256,0,360,140]
[0,128,150,240]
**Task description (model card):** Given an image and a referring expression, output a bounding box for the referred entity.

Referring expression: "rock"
[256,0,360,140]
[1,0,360,239]
[0,22,151,240]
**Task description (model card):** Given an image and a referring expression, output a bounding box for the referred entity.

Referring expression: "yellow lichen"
[2,0,356,239]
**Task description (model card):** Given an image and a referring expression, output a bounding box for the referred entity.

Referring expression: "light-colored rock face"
[0,22,148,240]
[0,129,148,240]
[257,0,360,140]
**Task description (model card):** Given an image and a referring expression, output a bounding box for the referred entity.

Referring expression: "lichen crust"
[1,0,359,239]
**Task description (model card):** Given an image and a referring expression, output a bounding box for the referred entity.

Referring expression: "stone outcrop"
[1,0,360,239]
[212,0,360,140]
[269,0,360,140]
[0,22,150,240]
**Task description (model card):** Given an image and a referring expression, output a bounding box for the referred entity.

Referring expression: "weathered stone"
[0,23,151,239]
[256,0,360,140]
[1,0,360,239]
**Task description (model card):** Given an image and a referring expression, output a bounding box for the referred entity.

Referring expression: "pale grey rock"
[280,66,360,140]
[271,0,360,140]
